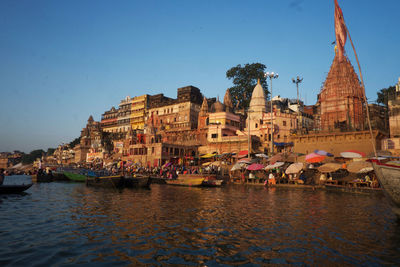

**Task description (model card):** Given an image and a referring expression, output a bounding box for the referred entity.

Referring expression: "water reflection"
[0,176,399,266]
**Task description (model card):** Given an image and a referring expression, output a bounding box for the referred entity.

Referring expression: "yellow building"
[130,94,148,130]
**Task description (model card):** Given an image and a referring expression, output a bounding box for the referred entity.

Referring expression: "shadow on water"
[0,178,399,266]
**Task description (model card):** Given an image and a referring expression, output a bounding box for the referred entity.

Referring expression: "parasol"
[314,149,334,157]
[247,163,265,171]
[265,161,285,170]
[347,161,372,173]
[340,150,366,158]
[285,162,304,174]
[305,153,326,163]
[317,163,341,173]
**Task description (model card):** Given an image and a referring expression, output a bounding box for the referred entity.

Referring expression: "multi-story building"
[117,96,132,133]
[130,94,148,130]
[100,107,119,133]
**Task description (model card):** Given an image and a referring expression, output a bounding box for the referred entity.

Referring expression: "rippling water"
[1,175,399,266]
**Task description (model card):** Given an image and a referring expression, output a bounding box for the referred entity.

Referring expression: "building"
[130,94,148,130]
[117,96,132,133]
[100,107,119,133]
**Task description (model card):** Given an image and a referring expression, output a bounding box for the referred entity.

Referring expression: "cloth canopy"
[317,163,341,173]
[247,163,265,171]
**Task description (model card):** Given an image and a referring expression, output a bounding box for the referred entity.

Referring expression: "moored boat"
[372,160,400,213]
[86,175,125,188]
[31,173,53,183]
[165,174,204,187]
[0,184,32,194]
[201,174,224,187]
[63,170,87,182]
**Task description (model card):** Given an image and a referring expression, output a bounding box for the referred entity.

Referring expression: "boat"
[201,174,224,187]
[86,175,125,188]
[63,170,88,182]
[86,175,151,188]
[372,160,400,214]
[31,173,53,182]
[0,184,32,194]
[165,174,205,187]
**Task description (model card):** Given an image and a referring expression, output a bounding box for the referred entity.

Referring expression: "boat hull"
[372,161,400,209]
[86,175,151,188]
[166,174,205,187]
[31,174,53,183]
[0,184,32,194]
[63,171,87,182]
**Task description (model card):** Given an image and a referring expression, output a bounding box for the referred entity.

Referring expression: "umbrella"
[305,153,326,163]
[238,158,251,163]
[347,161,372,173]
[265,161,285,170]
[202,162,212,166]
[314,149,334,157]
[268,153,284,164]
[163,162,172,168]
[340,150,366,158]
[255,153,268,158]
[247,163,265,171]
[285,163,304,174]
[230,162,247,171]
[317,163,341,173]
[358,167,374,173]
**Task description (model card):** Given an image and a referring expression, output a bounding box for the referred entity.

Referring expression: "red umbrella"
[247,163,265,171]
[305,153,326,163]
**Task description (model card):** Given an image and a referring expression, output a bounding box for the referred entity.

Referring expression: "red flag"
[334,0,347,61]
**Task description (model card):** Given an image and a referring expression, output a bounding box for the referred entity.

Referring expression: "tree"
[46,148,56,156]
[69,137,81,148]
[21,149,45,164]
[377,85,396,107]
[226,63,268,110]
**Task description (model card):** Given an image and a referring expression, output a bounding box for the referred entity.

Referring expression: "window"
[211,133,218,138]
[283,121,286,126]
[255,123,258,128]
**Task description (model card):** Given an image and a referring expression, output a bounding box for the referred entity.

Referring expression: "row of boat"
[31,169,225,189]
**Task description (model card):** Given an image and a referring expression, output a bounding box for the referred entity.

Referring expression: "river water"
[0,175,399,266]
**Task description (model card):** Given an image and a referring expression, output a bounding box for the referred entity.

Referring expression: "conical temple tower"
[318,54,365,131]
[317,0,365,131]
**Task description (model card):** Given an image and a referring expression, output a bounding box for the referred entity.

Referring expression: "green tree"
[226,63,268,110]
[46,148,56,156]
[377,85,396,106]
[21,149,45,164]
[69,137,81,148]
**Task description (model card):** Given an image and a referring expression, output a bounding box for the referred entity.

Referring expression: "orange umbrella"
[305,153,326,163]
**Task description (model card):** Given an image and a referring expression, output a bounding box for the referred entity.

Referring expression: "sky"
[1,0,399,153]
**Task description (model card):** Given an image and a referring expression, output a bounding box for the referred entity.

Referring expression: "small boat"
[201,175,224,187]
[63,170,87,182]
[165,174,205,187]
[0,184,32,194]
[31,173,53,183]
[86,175,125,188]
[86,175,151,188]
[372,160,400,214]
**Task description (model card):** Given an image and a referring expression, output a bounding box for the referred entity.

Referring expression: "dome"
[249,79,267,113]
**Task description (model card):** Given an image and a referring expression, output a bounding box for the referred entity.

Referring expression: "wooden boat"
[165,174,205,187]
[86,175,151,188]
[63,171,87,182]
[86,175,125,188]
[0,184,32,194]
[324,183,383,194]
[125,175,151,188]
[372,160,400,213]
[201,174,224,187]
[31,173,53,183]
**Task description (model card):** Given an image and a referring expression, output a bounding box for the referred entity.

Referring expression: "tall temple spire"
[200,96,208,115]
[249,78,267,113]
[224,89,233,113]
[334,0,347,61]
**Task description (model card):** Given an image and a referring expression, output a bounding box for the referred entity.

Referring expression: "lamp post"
[292,76,303,133]
[247,109,253,159]
[265,72,279,155]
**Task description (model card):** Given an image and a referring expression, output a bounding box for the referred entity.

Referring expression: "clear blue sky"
[1,0,399,153]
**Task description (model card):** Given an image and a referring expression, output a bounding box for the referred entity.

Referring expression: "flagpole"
[345,26,377,157]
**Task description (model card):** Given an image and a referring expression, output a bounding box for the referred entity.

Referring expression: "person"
[319,173,327,184]
[268,171,276,185]
[0,168,4,185]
